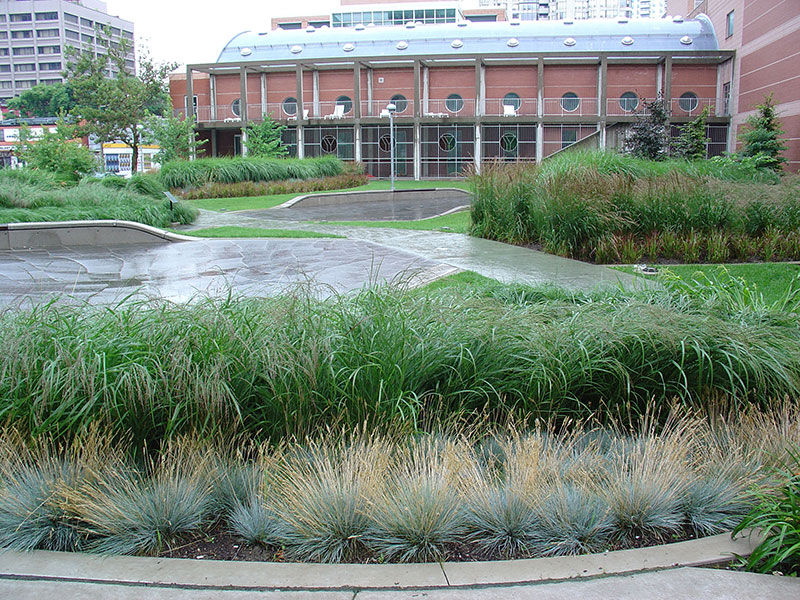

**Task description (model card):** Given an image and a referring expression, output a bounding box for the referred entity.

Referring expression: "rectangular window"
[64,13,79,25]
[0,32,7,40]
[41,78,62,86]
[38,45,61,55]
[0,15,5,24]
[12,47,35,56]
[0,81,12,89]
[14,63,36,72]
[722,81,731,115]
[561,128,577,149]
[16,80,35,89]
[110,26,121,36]
[726,11,734,38]
[122,30,133,40]
[0,65,10,73]
[80,17,93,28]
[81,34,94,43]
[35,12,58,21]
[11,30,33,39]
[0,49,8,56]
[65,29,80,41]
[40,62,61,71]
[10,13,33,23]
[36,29,59,38]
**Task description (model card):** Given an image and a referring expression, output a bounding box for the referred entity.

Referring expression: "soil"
[160,524,700,564]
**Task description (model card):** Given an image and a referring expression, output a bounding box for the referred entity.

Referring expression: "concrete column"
[241,128,248,157]
[354,123,361,162]
[312,70,320,118]
[413,60,421,118]
[536,122,544,163]
[422,64,429,115]
[239,67,248,124]
[297,127,305,159]
[664,55,672,110]
[474,124,481,174]
[211,129,217,157]
[366,66,373,116]
[353,62,361,120]
[537,58,544,118]
[413,121,421,181]
[296,65,305,158]
[599,55,607,118]
[209,73,217,121]
[186,67,195,160]
[657,61,663,97]
[260,72,267,118]
[715,62,725,117]
[474,59,482,117]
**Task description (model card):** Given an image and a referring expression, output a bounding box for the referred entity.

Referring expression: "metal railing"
[421,98,476,118]
[541,97,599,117]
[483,98,537,117]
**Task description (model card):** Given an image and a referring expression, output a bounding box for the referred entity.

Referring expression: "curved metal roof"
[216,15,719,63]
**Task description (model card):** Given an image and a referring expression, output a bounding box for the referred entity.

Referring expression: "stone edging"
[0,220,195,250]
[0,531,762,593]
[277,187,471,208]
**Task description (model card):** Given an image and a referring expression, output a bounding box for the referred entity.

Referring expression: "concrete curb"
[276,187,471,209]
[0,220,195,250]
[0,531,761,593]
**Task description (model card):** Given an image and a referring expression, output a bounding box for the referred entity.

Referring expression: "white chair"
[503,104,518,117]
[325,104,345,119]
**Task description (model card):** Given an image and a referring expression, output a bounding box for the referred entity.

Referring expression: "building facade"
[0,0,134,103]
[171,17,732,179]
[668,0,800,171]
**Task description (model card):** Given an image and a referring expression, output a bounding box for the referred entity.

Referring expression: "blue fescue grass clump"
[0,168,197,226]
[471,151,800,263]
[160,155,344,189]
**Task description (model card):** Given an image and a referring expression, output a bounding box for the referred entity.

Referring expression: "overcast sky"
[104,0,336,69]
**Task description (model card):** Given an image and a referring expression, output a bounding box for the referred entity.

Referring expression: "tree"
[6,82,75,118]
[15,118,96,182]
[143,112,207,164]
[243,113,288,158]
[739,94,787,172]
[672,106,710,161]
[65,33,176,174]
[626,97,670,161]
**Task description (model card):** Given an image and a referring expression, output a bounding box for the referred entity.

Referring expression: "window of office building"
[390,94,408,113]
[332,8,456,27]
[336,95,353,114]
[17,80,35,89]
[110,27,121,36]
[0,65,9,72]
[678,91,698,112]
[0,49,8,56]
[0,32,7,40]
[361,124,413,178]
[37,29,59,38]
[304,126,354,160]
[82,34,94,44]
[619,91,639,112]
[446,93,464,113]
[421,124,474,178]
[482,124,536,162]
[36,12,58,21]
[38,45,61,55]
[0,81,12,89]
[40,62,61,71]
[503,92,521,110]
[560,92,580,112]
[65,30,80,41]
[81,18,93,28]
[41,78,62,85]
[282,97,297,116]
[12,47,35,56]
[64,13,79,24]
[726,11,734,38]
[10,13,33,23]
[14,64,36,72]
[122,30,133,40]
[11,31,33,39]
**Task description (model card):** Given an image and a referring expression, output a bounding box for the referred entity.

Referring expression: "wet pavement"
[0,238,455,307]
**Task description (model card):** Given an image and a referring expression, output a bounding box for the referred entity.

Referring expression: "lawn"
[185,179,471,213]
[321,209,470,233]
[614,262,800,305]
[176,226,343,239]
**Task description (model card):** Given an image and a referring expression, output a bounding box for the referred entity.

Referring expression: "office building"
[0,0,134,103]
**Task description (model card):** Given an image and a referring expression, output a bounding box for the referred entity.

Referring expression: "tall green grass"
[2,280,799,447]
[471,152,800,263]
[0,169,196,226]
[161,156,344,189]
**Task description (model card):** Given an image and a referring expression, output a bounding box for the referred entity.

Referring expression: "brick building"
[170,16,733,179]
[668,0,799,171]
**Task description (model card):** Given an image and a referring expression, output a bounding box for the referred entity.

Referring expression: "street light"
[382,102,396,191]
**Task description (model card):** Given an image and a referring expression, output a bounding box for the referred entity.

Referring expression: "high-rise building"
[0,0,134,103]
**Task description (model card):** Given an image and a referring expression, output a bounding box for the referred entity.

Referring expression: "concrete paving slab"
[0,580,354,600]
[356,568,800,600]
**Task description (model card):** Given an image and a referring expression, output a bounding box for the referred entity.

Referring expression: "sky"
[104,0,337,70]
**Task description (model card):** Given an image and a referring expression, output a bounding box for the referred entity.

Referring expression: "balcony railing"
[483,98,537,117]
[540,97,599,117]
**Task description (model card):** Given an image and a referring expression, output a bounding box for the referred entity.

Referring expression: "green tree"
[626,97,671,161]
[243,114,288,158]
[6,82,75,118]
[739,94,787,172]
[15,118,96,182]
[143,112,207,164]
[672,106,710,161]
[65,33,176,174]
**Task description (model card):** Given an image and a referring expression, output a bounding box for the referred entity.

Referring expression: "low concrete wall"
[280,187,471,208]
[0,220,194,250]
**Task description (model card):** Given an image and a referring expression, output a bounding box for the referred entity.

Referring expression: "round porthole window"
[438,133,457,152]
[282,97,297,116]
[679,92,699,112]
[336,95,353,114]
[500,132,518,153]
[560,92,579,112]
[503,92,521,110]
[445,94,463,113]
[321,135,338,154]
[619,91,639,112]
[391,94,408,113]
[231,98,241,117]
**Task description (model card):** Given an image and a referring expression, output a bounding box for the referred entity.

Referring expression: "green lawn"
[176,226,343,239]
[615,263,800,305]
[320,210,471,233]
[185,179,472,213]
